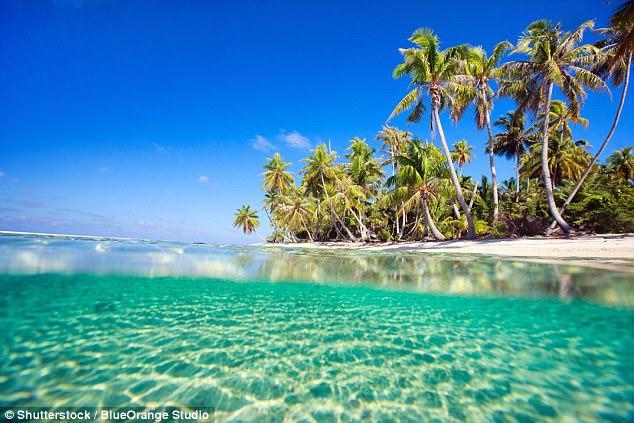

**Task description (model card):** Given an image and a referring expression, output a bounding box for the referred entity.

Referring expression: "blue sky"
[0,0,631,243]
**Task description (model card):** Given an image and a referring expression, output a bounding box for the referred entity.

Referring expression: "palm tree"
[376,126,411,175]
[521,100,591,187]
[233,205,260,235]
[520,136,591,187]
[605,0,634,72]
[279,188,316,241]
[607,146,634,182]
[551,4,633,227]
[390,140,449,240]
[451,41,513,218]
[302,144,339,198]
[345,137,384,194]
[375,127,410,236]
[389,28,475,238]
[492,111,531,197]
[451,139,475,176]
[503,19,607,234]
[327,173,372,240]
[262,153,294,194]
[302,144,359,240]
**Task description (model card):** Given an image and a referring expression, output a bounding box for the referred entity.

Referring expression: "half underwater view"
[1,233,633,422]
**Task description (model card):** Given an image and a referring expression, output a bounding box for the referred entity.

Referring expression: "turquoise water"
[0,234,633,421]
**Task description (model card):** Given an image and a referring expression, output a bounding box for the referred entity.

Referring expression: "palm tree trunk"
[395,203,400,236]
[468,182,478,211]
[433,106,475,239]
[422,198,445,240]
[299,214,314,242]
[484,110,499,219]
[540,82,571,234]
[262,207,277,242]
[452,201,461,219]
[515,153,520,202]
[319,172,357,241]
[350,209,369,241]
[335,214,356,241]
[406,210,421,238]
[548,53,631,232]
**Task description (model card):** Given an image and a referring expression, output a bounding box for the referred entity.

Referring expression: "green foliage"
[235,12,633,242]
[377,229,393,242]
[563,171,634,233]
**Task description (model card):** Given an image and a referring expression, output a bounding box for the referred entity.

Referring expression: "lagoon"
[0,233,633,421]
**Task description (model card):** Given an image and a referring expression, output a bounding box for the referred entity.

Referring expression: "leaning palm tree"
[607,146,634,182]
[451,41,513,218]
[549,5,633,228]
[233,205,260,235]
[278,188,316,242]
[451,139,475,176]
[389,28,475,238]
[492,111,532,197]
[502,20,607,234]
[389,140,449,240]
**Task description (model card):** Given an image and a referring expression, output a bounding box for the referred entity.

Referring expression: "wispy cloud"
[198,175,210,184]
[279,130,311,149]
[152,142,169,154]
[98,166,110,173]
[0,171,5,177]
[251,135,276,152]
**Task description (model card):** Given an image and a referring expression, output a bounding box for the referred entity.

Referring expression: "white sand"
[270,234,634,271]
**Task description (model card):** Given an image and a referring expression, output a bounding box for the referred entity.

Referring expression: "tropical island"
[234,7,634,246]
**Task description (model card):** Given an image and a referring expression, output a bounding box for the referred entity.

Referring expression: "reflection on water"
[0,233,633,307]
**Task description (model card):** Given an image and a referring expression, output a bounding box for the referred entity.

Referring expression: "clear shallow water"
[0,233,633,421]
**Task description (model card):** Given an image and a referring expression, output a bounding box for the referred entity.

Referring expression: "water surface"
[0,233,633,421]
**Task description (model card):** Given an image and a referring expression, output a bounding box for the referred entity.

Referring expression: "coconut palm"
[492,111,532,196]
[551,5,633,227]
[607,146,634,182]
[327,173,372,240]
[262,153,294,194]
[451,139,475,176]
[503,19,607,234]
[302,144,339,198]
[376,126,411,175]
[345,137,384,194]
[451,41,513,218]
[605,0,634,72]
[279,188,316,241]
[389,140,449,240]
[233,205,260,235]
[389,28,475,238]
[375,127,411,236]
[520,136,591,187]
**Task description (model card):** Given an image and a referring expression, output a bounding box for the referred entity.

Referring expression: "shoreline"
[265,234,634,272]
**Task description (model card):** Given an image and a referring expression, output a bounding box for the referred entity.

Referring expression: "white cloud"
[98,166,110,173]
[279,130,311,149]
[198,175,210,184]
[251,135,276,152]
[153,142,168,154]
[0,171,5,177]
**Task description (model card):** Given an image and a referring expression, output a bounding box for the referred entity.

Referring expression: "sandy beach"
[268,234,634,271]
